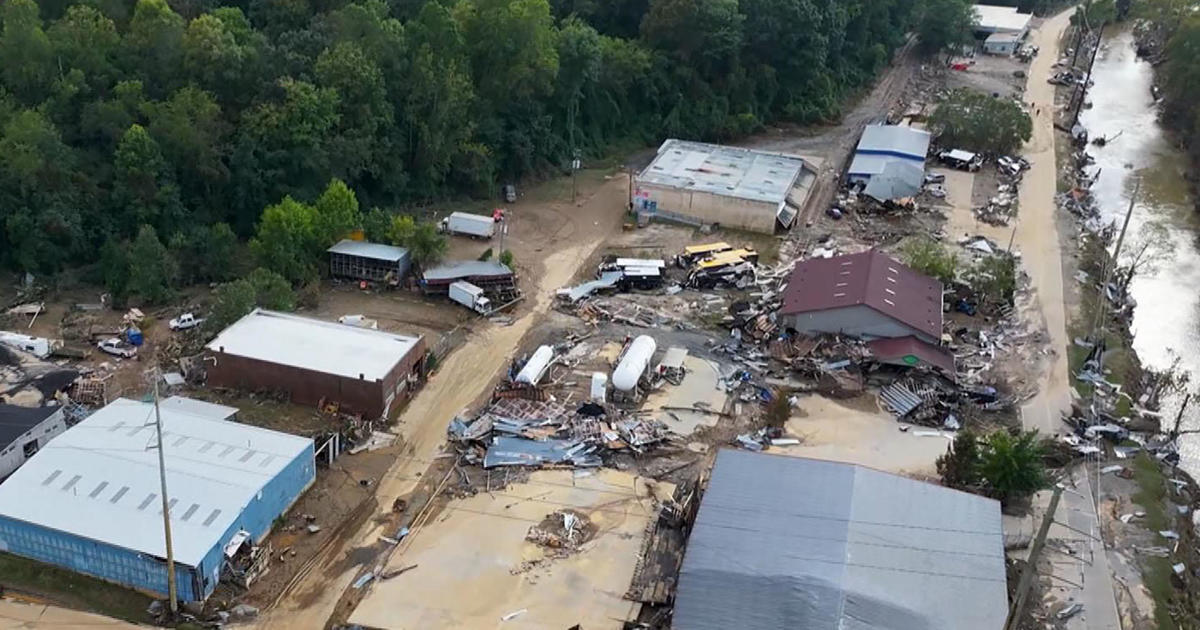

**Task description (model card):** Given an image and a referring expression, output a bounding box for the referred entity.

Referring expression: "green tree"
[901,238,958,284]
[499,249,514,267]
[936,429,981,490]
[127,224,177,303]
[930,89,1033,155]
[979,430,1048,505]
[313,178,362,246]
[965,253,1016,305]
[249,196,318,284]
[915,0,977,55]
[100,237,131,302]
[205,277,256,334]
[0,0,54,105]
[47,5,121,90]
[641,0,744,80]
[123,0,185,95]
[247,267,295,310]
[181,10,263,106]
[361,207,392,242]
[1161,16,1200,165]
[408,221,448,267]
[170,222,239,284]
[145,86,229,215]
[385,214,417,247]
[316,42,392,181]
[112,124,184,236]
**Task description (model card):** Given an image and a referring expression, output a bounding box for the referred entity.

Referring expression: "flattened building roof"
[327,239,410,263]
[673,450,1007,630]
[780,250,943,340]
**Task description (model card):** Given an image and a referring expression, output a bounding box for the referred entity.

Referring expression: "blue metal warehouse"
[0,397,315,602]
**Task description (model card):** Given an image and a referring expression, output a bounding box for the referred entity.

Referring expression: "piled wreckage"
[448,398,669,468]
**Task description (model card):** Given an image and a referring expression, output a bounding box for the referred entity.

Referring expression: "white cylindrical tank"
[515,345,555,385]
[612,336,656,392]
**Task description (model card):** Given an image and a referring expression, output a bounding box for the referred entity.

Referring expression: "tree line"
[0,0,925,277]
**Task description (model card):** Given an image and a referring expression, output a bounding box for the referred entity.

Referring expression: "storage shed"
[0,398,314,602]
[205,309,425,418]
[633,139,816,234]
[673,450,1006,630]
[327,239,411,284]
[0,404,67,479]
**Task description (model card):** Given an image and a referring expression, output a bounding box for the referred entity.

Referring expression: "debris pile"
[448,398,670,469]
[525,509,598,553]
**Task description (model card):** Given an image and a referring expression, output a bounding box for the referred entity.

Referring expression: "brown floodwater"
[1079,29,1200,470]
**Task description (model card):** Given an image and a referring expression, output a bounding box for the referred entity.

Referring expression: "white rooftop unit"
[514,345,554,386]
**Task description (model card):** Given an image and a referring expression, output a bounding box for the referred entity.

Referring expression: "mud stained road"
[0,600,144,629]
[250,176,629,630]
[1015,9,1074,436]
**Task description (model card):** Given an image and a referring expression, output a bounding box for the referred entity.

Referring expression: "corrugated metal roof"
[855,125,931,160]
[421,260,514,282]
[780,250,943,341]
[206,309,421,381]
[0,398,312,566]
[636,139,811,204]
[863,160,925,201]
[673,450,1006,630]
[326,239,409,262]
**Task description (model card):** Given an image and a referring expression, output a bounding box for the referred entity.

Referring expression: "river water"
[1078,30,1200,472]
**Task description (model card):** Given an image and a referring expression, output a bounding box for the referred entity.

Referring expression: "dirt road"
[0,600,144,629]
[1015,10,1074,436]
[251,177,628,630]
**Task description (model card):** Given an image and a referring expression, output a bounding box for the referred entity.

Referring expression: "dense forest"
[1157,2,1200,169]
[0,0,931,276]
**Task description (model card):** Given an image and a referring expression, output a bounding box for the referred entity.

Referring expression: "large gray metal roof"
[855,124,931,160]
[673,450,1007,630]
[636,139,811,204]
[327,239,409,262]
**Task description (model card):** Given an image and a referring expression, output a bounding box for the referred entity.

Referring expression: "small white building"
[633,140,817,234]
[983,32,1023,56]
[972,4,1031,42]
[0,404,67,479]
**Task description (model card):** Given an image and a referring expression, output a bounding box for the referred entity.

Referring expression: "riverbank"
[1052,21,1200,630]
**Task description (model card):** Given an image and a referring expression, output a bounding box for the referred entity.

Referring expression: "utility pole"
[152,370,178,615]
[1171,393,1192,439]
[1004,486,1063,630]
[1089,180,1138,342]
[1072,22,1105,130]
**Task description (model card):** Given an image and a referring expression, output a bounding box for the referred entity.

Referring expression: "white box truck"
[449,281,492,314]
[440,212,495,238]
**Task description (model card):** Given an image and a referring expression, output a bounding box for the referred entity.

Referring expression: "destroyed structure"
[327,239,411,285]
[205,309,426,418]
[633,139,816,233]
[672,449,1007,630]
[419,260,519,304]
[0,397,315,602]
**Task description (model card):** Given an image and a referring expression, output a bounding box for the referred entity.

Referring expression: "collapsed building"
[847,125,931,202]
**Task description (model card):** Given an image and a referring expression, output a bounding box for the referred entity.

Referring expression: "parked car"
[924,173,946,185]
[502,184,517,203]
[168,312,204,331]
[97,337,137,358]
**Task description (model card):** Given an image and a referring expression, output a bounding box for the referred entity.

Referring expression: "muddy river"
[1078,30,1200,472]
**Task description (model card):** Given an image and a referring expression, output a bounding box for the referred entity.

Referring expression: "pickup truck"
[97,337,137,358]
[169,313,204,331]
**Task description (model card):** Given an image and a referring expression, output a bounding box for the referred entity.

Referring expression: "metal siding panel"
[0,515,201,600]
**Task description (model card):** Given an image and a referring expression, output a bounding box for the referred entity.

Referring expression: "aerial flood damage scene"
[3,0,1200,629]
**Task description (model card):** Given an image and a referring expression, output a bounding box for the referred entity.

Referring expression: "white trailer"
[440,212,495,238]
[449,281,492,314]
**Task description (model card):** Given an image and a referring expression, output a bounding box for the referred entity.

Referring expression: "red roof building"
[780,250,944,344]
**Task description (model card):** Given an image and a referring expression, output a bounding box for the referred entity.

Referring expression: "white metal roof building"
[633,139,817,233]
[847,125,931,199]
[205,309,426,418]
[972,4,1032,35]
[0,398,315,601]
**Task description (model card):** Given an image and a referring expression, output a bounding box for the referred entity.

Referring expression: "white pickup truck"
[169,313,204,331]
[97,337,137,358]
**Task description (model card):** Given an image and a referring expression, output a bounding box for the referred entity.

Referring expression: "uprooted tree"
[929,89,1033,155]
